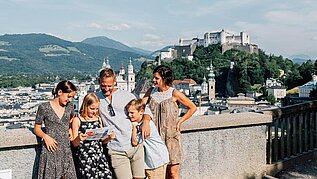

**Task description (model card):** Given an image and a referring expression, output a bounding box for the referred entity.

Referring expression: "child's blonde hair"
[79,93,100,118]
[126,99,145,111]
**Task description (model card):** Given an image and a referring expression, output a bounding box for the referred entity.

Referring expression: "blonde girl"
[72,93,113,179]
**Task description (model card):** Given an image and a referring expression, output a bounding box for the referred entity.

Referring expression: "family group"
[34,65,197,179]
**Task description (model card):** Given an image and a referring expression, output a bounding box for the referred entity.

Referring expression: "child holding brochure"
[126,99,170,179]
[72,93,114,179]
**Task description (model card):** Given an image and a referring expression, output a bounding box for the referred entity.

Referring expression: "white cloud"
[1,0,317,57]
[265,10,317,26]
[47,32,81,42]
[167,0,260,17]
[144,34,160,40]
[135,40,165,50]
[87,23,130,31]
[234,20,317,58]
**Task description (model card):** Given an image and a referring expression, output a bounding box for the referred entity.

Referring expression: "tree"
[266,94,276,105]
[309,88,317,98]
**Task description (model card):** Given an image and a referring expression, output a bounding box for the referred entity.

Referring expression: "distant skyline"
[0,0,316,59]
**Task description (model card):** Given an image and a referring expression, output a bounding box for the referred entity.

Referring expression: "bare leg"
[166,164,180,179]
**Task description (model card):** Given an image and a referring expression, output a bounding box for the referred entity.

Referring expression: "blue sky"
[1,0,316,59]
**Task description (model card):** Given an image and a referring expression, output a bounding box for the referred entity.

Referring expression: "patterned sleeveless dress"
[73,117,112,179]
[147,87,182,164]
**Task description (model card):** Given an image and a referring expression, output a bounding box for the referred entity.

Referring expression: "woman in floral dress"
[34,80,77,179]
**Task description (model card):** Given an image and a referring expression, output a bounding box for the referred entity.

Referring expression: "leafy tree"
[298,60,314,84]
[266,94,276,105]
[309,88,317,98]
[136,44,316,98]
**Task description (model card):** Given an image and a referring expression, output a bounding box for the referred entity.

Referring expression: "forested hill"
[138,45,317,97]
[0,34,152,75]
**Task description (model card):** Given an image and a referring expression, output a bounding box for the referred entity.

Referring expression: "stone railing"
[264,100,317,176]
[180,112,271,179]
[0,127,38,179]
[0,112,286,179]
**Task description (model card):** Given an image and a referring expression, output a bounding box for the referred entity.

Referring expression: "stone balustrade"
[0,112,273,179]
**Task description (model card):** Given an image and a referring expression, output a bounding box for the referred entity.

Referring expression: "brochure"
[85,126,113,140]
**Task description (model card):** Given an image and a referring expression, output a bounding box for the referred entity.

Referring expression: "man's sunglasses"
[108,104,116,117]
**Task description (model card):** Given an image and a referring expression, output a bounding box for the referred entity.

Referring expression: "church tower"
[119,64,125,76]
[207,61,216,101]
[127,58,135,92]
[99,57,111,73]
[103,57,111,68]
[201,75,208,95]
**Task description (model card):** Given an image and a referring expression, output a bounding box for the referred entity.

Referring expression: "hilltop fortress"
[160,29,258,60]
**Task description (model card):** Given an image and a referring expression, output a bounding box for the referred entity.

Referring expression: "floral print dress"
[74,117,112,179]
[35,102,76,179]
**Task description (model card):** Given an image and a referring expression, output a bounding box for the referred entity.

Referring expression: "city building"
[299,74,317,97]
[73,57,137,113]
[204,29,250,46]
[99,57,136,92]
[266,86,287,100]
[207,62,216,101]
[159,47,177,60]
[227,93,256,110]
[201,76,208,95]
[204,29,258,54]
[266,78,282,88]
[173,78,197,96]
[163,29,259,61]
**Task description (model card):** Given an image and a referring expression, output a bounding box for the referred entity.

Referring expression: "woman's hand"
[176,120,183,132]
[141,115,151,138]
[43,134,58,152]
[79,133,88,141]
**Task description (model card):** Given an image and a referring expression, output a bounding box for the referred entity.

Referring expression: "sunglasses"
[108,104,116,117]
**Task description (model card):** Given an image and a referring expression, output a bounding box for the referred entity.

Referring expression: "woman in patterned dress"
[34,80,77,179]
[143,65,197,179]
[72,93,114,179]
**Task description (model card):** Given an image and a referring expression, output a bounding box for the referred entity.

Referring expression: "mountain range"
[1,33,313,76]
[82,36,152,56]
[289,54,312,64]
[0,33,153,75]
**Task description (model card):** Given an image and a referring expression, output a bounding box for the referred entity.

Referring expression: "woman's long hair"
[52,80,77,97]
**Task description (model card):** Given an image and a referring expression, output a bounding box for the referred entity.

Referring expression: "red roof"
[173,78,196,85]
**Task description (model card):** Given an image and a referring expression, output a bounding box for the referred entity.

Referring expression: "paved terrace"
[1,103,317,178]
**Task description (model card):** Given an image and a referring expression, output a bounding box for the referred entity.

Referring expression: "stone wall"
[0,148,37,178]
[0,128,38,179]
[0,112,272,179]
[180,112,271,179]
